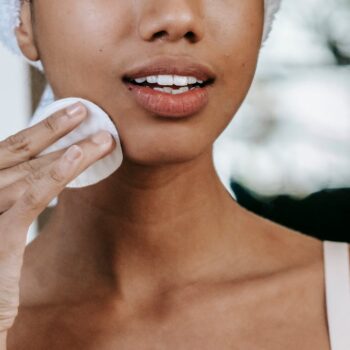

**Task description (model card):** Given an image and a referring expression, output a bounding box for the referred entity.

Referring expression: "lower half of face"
[34,0,263,166]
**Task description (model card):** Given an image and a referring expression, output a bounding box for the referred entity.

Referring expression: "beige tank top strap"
[323,240,350,350]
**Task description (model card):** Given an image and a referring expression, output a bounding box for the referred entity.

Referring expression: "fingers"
[0,102,87,169]
[0,131,117,215]
[3,131,115,238]
[0,180,26,214]
[0,149,64,189]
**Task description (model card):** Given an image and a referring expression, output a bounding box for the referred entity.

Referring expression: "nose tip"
[139,2,204,43]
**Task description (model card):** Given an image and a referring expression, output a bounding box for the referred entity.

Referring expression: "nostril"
[185,31,197,43]
[153,31,169,40]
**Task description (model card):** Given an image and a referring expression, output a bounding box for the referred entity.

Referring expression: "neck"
[33,149,245,303]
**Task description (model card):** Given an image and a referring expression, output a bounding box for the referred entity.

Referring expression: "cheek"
[212,2,263,125]
[35,1,132,96]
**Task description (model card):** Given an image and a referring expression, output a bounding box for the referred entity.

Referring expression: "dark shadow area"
[232,180,350,243]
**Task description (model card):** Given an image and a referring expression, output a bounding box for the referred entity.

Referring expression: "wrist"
[0,332,7,349]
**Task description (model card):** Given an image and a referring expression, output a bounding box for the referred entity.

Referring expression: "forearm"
[0,332,7,350]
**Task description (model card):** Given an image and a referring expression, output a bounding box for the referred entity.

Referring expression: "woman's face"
[28,0,263,166]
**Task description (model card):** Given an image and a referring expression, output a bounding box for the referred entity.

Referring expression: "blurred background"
[214,0,350,242]
[1,0,349,243]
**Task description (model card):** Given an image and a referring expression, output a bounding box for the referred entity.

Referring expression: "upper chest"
[7,275,331,350]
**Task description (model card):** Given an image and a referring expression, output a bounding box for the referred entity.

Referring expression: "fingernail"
[66,102,85,118]
[92,130,112,145]
[64,145,82,161]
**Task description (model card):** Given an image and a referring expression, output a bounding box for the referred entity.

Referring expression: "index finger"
[0,102,87,169]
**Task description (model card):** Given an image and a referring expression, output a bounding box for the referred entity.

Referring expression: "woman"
[0,0,349,349]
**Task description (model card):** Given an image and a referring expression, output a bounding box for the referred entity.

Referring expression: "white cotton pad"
[28,97,124,189]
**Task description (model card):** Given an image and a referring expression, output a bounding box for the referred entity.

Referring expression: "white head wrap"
[0,0,282,119]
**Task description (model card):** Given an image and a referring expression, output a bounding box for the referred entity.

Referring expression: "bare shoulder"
[220,208,331,348]
[237,204,325,273]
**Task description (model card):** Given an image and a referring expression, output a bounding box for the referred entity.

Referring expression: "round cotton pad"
[28,97,124,188]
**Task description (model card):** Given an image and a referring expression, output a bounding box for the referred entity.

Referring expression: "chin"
[120,131,211,167]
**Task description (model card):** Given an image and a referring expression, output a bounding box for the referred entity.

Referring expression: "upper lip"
[122,56,216,82]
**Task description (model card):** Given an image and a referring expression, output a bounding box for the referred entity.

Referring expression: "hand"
[0,102,115,336]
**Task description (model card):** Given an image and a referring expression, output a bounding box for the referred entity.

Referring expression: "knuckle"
[48,166,65,183]
[17,159,39,174]
[2,133,31,157]
[42,115,60,133]
[24,169,46,186]
[21,189,43,211]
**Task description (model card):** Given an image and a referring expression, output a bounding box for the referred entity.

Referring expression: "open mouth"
[122,74,214,117]
[123,74,213,95]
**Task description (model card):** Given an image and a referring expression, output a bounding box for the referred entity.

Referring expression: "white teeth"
[151,86,192,94]
[157,75,174,86]
[173,76,188,87]
[179,86,189,93]
[135,77,147,83]
[163,87,173,93]
[187,77,197,84]
[146,75,158,84]
[134,75,204,86]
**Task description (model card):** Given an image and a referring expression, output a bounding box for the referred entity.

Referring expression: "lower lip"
[125,83,209,118]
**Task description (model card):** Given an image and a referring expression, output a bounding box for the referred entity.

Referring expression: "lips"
[122,57,216,118]
[125,83,210,118]
[123,57,216,82]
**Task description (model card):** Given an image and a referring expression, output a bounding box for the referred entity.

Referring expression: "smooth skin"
[0,0,344,348]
